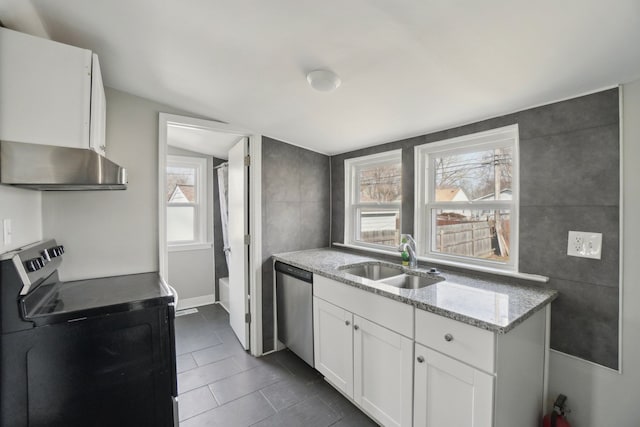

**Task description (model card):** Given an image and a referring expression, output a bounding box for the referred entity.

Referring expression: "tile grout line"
[175,305,377,427]
[259,389,279,413]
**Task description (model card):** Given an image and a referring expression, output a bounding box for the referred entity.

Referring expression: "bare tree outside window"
[433,147,513,261]
[435,148,512,200]
[346,152,403,249]
[359,165,402,202]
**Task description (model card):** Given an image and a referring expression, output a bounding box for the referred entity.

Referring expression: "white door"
[228,138,250,349]
[353,316,413,427]
[414,343,493,427]
[313,297,354,397]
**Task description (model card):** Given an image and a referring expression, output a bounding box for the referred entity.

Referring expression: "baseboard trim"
[177,294,216,310]
[219,301,230,313]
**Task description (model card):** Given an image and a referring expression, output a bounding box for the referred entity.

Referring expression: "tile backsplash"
[330,88,620,369]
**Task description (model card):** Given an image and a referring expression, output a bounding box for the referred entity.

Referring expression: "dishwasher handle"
[274,261,313,283]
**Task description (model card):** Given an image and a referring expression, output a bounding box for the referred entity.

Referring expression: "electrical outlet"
[567,231,602,259]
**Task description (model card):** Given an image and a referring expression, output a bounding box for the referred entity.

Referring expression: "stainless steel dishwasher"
[275,261,314,367]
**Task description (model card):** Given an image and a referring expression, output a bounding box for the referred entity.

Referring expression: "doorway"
[158,113,264,356]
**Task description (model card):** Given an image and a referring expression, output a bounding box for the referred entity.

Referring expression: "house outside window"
[415,125,519,271]
[344,150,402,250]
[166,155,207,246]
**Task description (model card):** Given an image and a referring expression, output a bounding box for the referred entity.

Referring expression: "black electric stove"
[0,239,178,427]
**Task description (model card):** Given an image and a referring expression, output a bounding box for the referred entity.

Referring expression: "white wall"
[168,249,215,302]
[0,186,42,254]
[42,87,204,280]
[0,0,49,39]
[546,78,640,427]
[166,145,216,304]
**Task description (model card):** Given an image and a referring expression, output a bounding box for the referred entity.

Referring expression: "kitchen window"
[166,155,207,246]
[415,125,519,271]
[344,150,402,250]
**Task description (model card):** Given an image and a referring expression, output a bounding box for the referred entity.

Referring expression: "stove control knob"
[26,256,46,272]
[42,248,53,261]
[44,245,64,259]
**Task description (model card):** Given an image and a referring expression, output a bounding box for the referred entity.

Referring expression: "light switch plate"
[567,231,602,259]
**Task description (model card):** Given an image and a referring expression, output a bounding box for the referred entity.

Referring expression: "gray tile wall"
[330,89,620,369]
[212,157,229,299]
[262,137,331,352]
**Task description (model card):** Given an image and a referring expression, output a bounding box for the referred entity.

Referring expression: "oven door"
[1,305,176,427]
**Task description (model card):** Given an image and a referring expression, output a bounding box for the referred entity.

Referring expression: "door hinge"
[244,155,251,167]
[245,312,251,323]
[244,234,251,245]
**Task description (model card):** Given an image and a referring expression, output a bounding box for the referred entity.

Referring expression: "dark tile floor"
[175,304,378,427]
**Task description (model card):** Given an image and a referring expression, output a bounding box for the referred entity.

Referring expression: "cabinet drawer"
[314,275,413,338]
[415,309,495,373]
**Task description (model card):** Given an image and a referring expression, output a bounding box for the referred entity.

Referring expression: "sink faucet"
[398,234,418,269]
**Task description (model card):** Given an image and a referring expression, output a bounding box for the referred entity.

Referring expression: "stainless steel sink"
[380,273,442,289]
[340,263,403,280]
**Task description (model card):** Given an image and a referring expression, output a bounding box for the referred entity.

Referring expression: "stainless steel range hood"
[0,141,127,190]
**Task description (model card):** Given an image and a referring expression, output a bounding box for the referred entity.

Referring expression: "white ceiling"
[168,124,243,159]
[2,0,639,155]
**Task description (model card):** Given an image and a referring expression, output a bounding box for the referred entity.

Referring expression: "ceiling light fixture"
[307,69,341,92]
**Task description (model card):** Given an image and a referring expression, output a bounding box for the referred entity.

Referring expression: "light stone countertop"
[273,248,557,334]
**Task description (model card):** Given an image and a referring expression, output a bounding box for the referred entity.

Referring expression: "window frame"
[166,154,208,247]
[344,149,402,251]
[415,125,520,272]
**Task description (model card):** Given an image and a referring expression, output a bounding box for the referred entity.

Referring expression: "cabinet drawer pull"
[444,333,454,342]
[354,325,359,330]
[417,356,425,363]
[345,320,350,326]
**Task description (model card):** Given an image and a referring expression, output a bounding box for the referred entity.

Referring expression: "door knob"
[417,356,425,363]
[345,320,350,326]
[354,325,359,330]
[444,333,454,342]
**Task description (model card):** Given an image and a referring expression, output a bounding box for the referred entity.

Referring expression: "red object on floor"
[543,394,572,427]
[543,413,572,427]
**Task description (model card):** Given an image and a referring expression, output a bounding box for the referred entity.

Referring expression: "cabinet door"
[89,54,107,156]
[354,316,413,427]
[0,27,92,148]
[313,297,353,397]
[414,343,493,427]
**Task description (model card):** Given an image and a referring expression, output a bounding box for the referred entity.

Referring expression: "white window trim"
[344,149,402,251]
[415,124,520,272]
[167,154,208,246]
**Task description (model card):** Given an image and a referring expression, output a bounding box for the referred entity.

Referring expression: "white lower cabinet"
[313,296,413,427]
[313,297,354,397]
[313,275,549,427]
[414,343,493,427]
[354,316,414,427]
[414,308,548,427]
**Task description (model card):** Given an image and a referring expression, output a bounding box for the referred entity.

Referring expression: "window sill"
[416,255,549,283]
[168,242,213,253]
[331,242,549,283]
[333,242,402,258]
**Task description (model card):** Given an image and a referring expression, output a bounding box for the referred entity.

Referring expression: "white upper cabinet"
[0,27,106,154]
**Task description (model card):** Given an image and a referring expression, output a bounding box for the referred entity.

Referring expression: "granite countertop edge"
[273,248,558,334]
